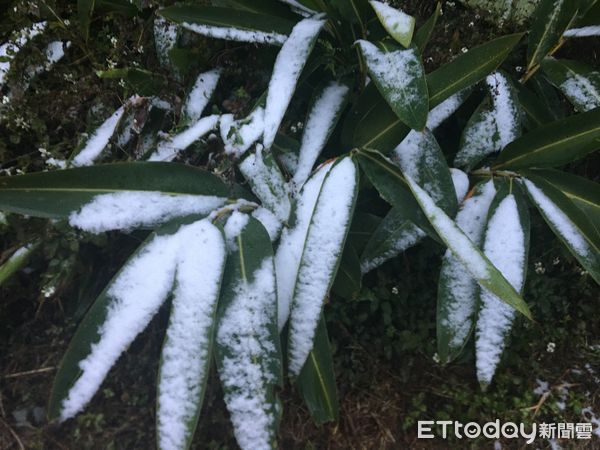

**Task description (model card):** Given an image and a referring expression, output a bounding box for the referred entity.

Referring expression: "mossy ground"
[0,1,599,449]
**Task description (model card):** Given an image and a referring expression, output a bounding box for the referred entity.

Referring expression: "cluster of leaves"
[0,0,599,449]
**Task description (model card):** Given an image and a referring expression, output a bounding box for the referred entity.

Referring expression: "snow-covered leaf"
[220,107,265,158]
[278,0,319,16]
[159,5,294,45]
[184,69,221,123]
[356,40,428,130]
[493,106,600,169]
[286,157,358,375]
[527,0,578,71]
[262,16,326,150]
[426,88,471,131]
[49,218,224,421]
[149,115,220,162]
[369,1,415,48]
[541,57,600,112]
[404,174,532,320]
[215,216,282,450]
[455,71,521,170]
[0,22,47,87]
[240,146,291,222]
[0,240,41,287]
[292,82,349,191]
[450,168,469,204]
[476,185,530,388]
[564,26,600,37]
[393,128,457,216]
[360,207,425,274]
[437,180,496,364]
[71,104,128,167]
[0,162,229,219]
[296,314,339,424]
[154,16,179,68]
[157,222,227,450]
[522,175,600,284]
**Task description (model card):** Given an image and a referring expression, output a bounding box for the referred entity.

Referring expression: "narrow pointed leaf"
[522,175,600,284]
[437,180,497,364]
[516,83,556,129]
[331,244,362,300]
[296,314,339,424]
[357,40,428,130]
[0,241,41,286]
[286,158,359,375]
[360,207,425,274]
[493,107,600,169]
[49,218,209,421]
[220,107,265,158]
[159,5,294,45]
[157,221,227,450]
[393,128,458,216]
[404,175,532,320]
[215,216,282,450]
[476,185,530,388]
[184,69,221,123]
[413,2,441,52]
[369,1,415,48]
[263,16,326,149]
[77,0,95,40]
[541,57,600,112]
[240,146,291,222]
[0,162,229,219]
[211,0,298,20]
[526,0,578,71]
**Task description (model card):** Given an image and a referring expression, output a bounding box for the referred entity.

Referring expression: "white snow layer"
[239,146,291,222]
[216,258,279,450]
[157,222,226,450]
[438,181,496,352]
[450,168,469,203]
[356,40,423,117]
[276,163,331,330]
[405,175,490,279]
[60,220,222,421]
[292,82,349,191]
[220,107,265,158]
[185,69,221,122]
[154,16,179,67]
[262,17,326,150]
[486,72,519,149]
[369,1,414,45]
[180,22,287,45]
[559,70,600,112]
[564,26,600,37]
[252,207,283,242]
[149,114,220,161]
[523,179,593,257]
[224,210,250,251]
[427,90,469,130]
[0,21,47,86]
[476,195,526,386]
[71,107,126,167]
[69,191,226,233]
[288,158,357,374]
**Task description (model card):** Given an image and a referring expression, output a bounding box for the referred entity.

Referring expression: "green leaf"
[522,174,600,284]
[354,148,439,239]
[77,0,95,40]
[211,0,298,19]
[215,216,282,450]
[344,33,524,151]
[285,158,359,375]
[493,107,600,169]
[360,206,425,274]
[159,5,294,45]
[524,168,600,234]
[369,1,415,48]
[96,0,138,16]
[394,129,458,216]
[0,240,41,286]
[541,57,600,112]
[516,83,557,129]
[49,217,223,421]
[437,180,497,365]
[332,0,370,28]
[332,244,362,300]
[296,314,339,424]
[404,175,533,320]
[357,40,428,130]
[526,0,578,71]
[0,162,229,219]
[529,73,565,120]
[156,222,227,450]
[413,2,441,52]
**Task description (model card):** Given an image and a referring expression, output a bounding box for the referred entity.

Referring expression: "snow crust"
[185,69,221,122]
[71,106,125,167]
[69,191,226,233]
[181,22,287,45]
[262,17,326,149]
[369,1,414,44]
[220,107,265,158]
[559,70,600,111]
[564,26,600,37]
[149,115,219,161]
[450,168,469,203]
[0,22,47,86]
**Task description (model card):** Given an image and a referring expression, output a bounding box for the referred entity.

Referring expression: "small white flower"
[552,257,560,266]
[546,342,556,353]
[391,286,399,295]
[433,353,440,363]
[534,261,545,274]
